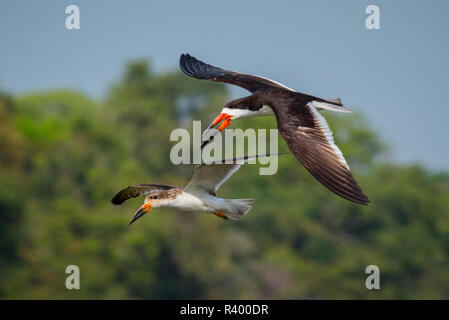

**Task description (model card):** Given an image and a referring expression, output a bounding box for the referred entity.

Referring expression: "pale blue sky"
[1,1,448,170]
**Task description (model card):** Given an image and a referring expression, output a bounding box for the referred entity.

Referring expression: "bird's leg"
[214,210,228,220]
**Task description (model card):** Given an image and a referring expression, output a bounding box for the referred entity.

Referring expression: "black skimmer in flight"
[179,54,369,205]
[112,154,283,225]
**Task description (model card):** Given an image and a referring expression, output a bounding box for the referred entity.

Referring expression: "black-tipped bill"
[201,113,233,149]
[129,203,152,225]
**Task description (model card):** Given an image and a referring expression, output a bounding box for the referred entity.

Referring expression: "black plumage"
[180,53,369,205]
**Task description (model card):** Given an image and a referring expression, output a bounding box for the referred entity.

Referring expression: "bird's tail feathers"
[311,99,352,113]
[223,199,255,220]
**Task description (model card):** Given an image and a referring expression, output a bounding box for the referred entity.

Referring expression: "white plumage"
[112,154,281,224]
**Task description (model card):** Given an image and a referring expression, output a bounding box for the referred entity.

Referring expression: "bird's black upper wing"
[111,184,177,205]
[180,53,294,93]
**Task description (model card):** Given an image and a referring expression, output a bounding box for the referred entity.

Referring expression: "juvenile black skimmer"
[112,154,283,224]
[179,54,369,205]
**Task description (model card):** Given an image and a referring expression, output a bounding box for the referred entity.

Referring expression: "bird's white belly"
[166,192,218,213]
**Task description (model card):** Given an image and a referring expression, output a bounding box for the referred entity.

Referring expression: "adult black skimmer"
[112,154,283,224]
[179,54,369,205]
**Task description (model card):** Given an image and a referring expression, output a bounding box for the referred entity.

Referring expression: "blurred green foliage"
[1,59,449,299]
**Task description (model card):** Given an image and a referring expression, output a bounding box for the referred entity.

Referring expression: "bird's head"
[201,99,254,148]
[129,192,171,225]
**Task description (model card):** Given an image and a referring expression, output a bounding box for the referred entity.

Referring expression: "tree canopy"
[1,59,448,299]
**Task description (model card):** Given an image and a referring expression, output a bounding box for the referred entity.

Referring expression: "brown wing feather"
[180,54,292,93]
[274,101,370,205]
[184,153,288,194]
[184,163,242,194]
[111,184,177,205]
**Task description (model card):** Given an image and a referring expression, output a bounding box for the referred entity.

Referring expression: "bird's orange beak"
[129,203,152,225]
[201,113,233,148]
[212,113,233,131]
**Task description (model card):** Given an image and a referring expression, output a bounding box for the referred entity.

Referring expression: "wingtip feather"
[111,193,124,205]
[180,53,200,78]
[179,53,194,76]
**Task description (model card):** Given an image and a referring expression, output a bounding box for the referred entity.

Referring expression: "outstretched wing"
[274,102,370,205]
[111,184,177,205]
[179,53,294,93]
[184,153,287,194]
[184,163,241,195]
